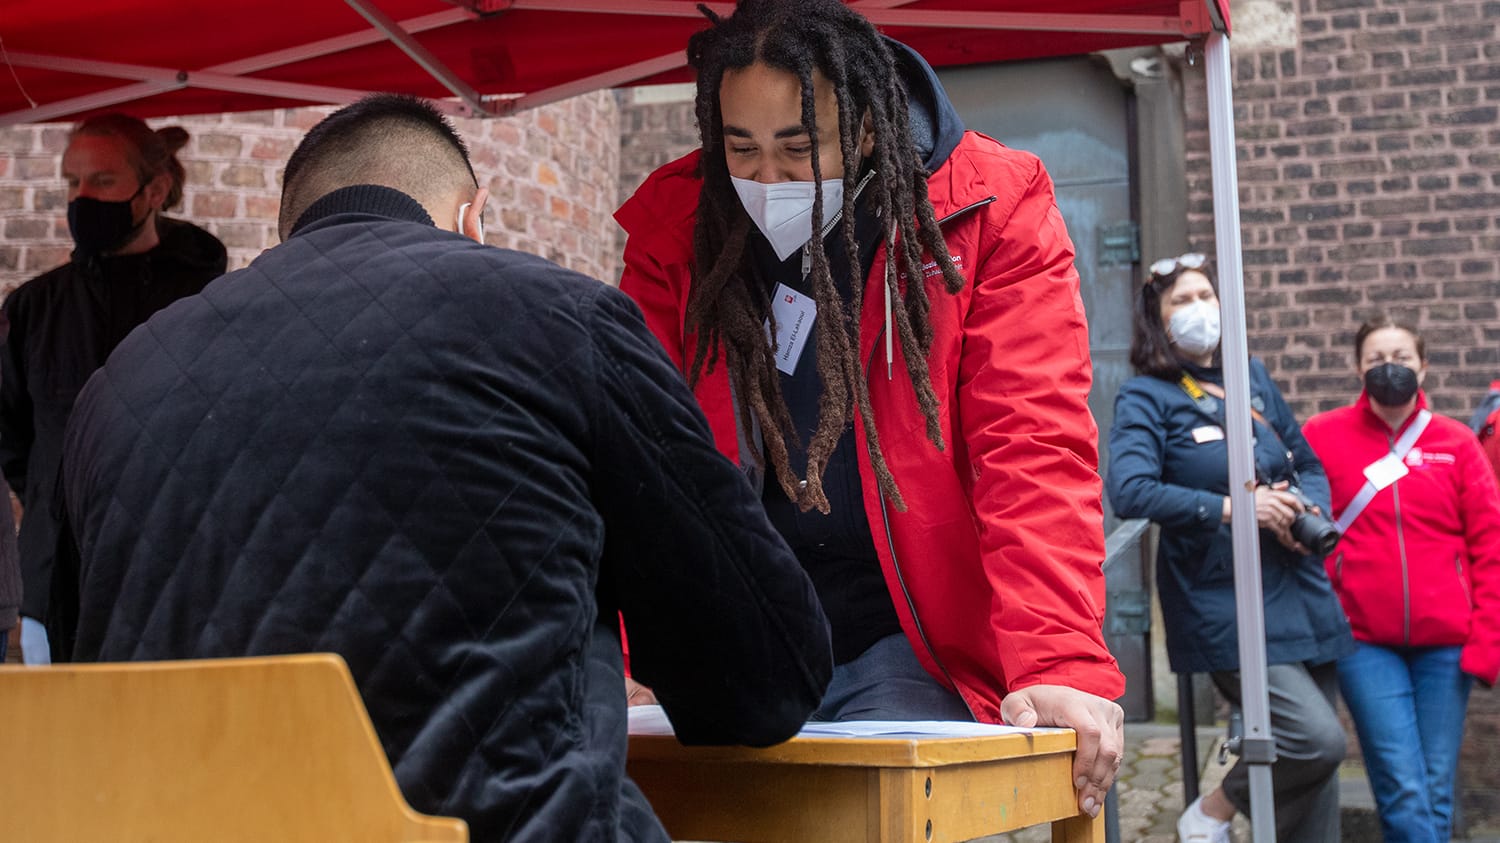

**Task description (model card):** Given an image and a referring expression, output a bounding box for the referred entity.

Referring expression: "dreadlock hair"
[685,0,966,514]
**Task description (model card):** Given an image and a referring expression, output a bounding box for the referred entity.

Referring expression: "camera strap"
[1333,409,1432,533]
[1179,373,1301,486]
[1179,374,1270,428]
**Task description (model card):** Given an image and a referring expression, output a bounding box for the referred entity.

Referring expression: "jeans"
[811,633,973,721]
[20,616,50,665]
[1211,661,1346,843]
[1338,643,1472,843]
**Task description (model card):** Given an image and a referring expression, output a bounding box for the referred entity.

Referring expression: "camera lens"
[1291,512,1341,558]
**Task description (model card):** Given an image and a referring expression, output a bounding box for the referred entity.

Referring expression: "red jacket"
[615,135,1124,722]
[1303,392,1500,684]
[1484,417,1500,485]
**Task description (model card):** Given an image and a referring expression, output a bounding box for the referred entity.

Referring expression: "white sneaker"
[1177,795,1231,843]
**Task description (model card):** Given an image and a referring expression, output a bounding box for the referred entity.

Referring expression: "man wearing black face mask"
[0,113,226,663]
[67,180,154,259]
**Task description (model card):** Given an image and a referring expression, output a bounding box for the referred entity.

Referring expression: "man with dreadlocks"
[616,0,1126,819]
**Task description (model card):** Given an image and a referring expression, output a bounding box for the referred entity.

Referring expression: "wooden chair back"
[0,653,467,842]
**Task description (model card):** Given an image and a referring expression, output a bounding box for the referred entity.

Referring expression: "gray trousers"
[1211,660,1346,843]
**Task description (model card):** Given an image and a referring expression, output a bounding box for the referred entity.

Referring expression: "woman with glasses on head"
[1302,315,1500,843]
[1105,254,1354,843]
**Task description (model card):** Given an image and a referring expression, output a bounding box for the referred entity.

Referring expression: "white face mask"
[1168,299,1221,357]
[730,176,845,262]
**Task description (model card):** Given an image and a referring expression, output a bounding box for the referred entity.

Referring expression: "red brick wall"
[0,90,621,295]
[1184,0,1500,830]
[615,85,699,265]
[1183,0,1500,422]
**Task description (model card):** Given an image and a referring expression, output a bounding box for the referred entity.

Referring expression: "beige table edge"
[629,730,1100,843]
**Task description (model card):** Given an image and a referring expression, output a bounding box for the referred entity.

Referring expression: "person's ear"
[142,171,172,213]
[458,186,489,243]
[858,112,875,158]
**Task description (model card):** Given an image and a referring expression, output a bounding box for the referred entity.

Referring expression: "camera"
[1285,486,1341,558]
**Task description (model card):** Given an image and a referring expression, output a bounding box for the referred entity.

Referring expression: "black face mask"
[1364,362,1420,407]
[67,187,147,258]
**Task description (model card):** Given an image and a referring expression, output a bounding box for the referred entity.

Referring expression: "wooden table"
[628,729,1100,843]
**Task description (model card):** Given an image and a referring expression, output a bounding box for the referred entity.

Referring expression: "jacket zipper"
[1388,433,1411,645]
[938,197,997,226]
[1333,552,1343,589]
[864,330,974,720]
[1456,553,1472,606]
[851,194,998,721]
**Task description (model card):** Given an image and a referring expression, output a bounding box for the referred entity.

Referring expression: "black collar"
[290,184,433,237]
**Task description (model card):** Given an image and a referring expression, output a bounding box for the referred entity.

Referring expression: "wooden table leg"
[1052,811,1104,843]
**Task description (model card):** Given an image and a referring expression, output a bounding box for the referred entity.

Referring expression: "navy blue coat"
[64,186,832,842]
[1106,359,1353,674]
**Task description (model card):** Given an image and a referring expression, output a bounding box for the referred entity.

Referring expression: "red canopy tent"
[1,1,1225,124]
[2,2,1285,839]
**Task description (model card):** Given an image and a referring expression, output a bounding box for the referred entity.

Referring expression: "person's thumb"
[1002,694,1040,728]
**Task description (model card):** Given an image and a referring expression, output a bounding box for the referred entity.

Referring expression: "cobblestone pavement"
[979,721,1498,843]
[976,721,1235,843]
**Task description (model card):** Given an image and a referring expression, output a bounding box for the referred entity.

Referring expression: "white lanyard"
[1334,409,1431,533]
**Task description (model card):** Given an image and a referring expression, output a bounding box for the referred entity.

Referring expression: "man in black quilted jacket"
[63,94,832,842]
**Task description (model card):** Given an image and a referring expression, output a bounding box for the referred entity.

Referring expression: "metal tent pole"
[1203,29,1277,841]
[1178,672,1201,808]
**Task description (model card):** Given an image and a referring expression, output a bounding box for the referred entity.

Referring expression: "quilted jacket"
[1304,391,1500,684]
[0,216,225,640]
[615,43,1123,721]
[64,186,832,842]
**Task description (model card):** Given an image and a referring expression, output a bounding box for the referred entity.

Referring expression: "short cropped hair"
[278,94,477,238]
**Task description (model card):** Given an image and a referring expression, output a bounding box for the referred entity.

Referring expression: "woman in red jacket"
[615,0,1124,819]
[1302,315,1500,843]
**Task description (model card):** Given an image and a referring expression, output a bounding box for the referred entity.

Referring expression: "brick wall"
[1183,0,1500,422]
[615,84,700,266]
[1183,0,1500,830]
[0,89,621,295]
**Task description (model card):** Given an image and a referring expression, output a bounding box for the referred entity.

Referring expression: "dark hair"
[71,114,191,210]
[684,0,965,513]
[279,94,477,237]
[1354,314,1425,363]
[1129,259,1219,380]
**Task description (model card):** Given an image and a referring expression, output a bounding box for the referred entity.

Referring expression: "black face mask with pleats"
[1364,362,1419,406]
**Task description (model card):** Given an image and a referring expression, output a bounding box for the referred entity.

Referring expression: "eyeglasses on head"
[1147,252,1207,282]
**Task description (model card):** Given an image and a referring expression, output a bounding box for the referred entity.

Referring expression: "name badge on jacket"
[767,282,816,375]
[1192,425,1225,444]
[1363,453,1409,491]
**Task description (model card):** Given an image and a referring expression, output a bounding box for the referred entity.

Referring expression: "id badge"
[1191,425,1225,444]
[766,282,816,375]
[1363,452,1409,491]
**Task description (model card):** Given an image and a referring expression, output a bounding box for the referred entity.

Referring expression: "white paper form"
[626,705,1061,738]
